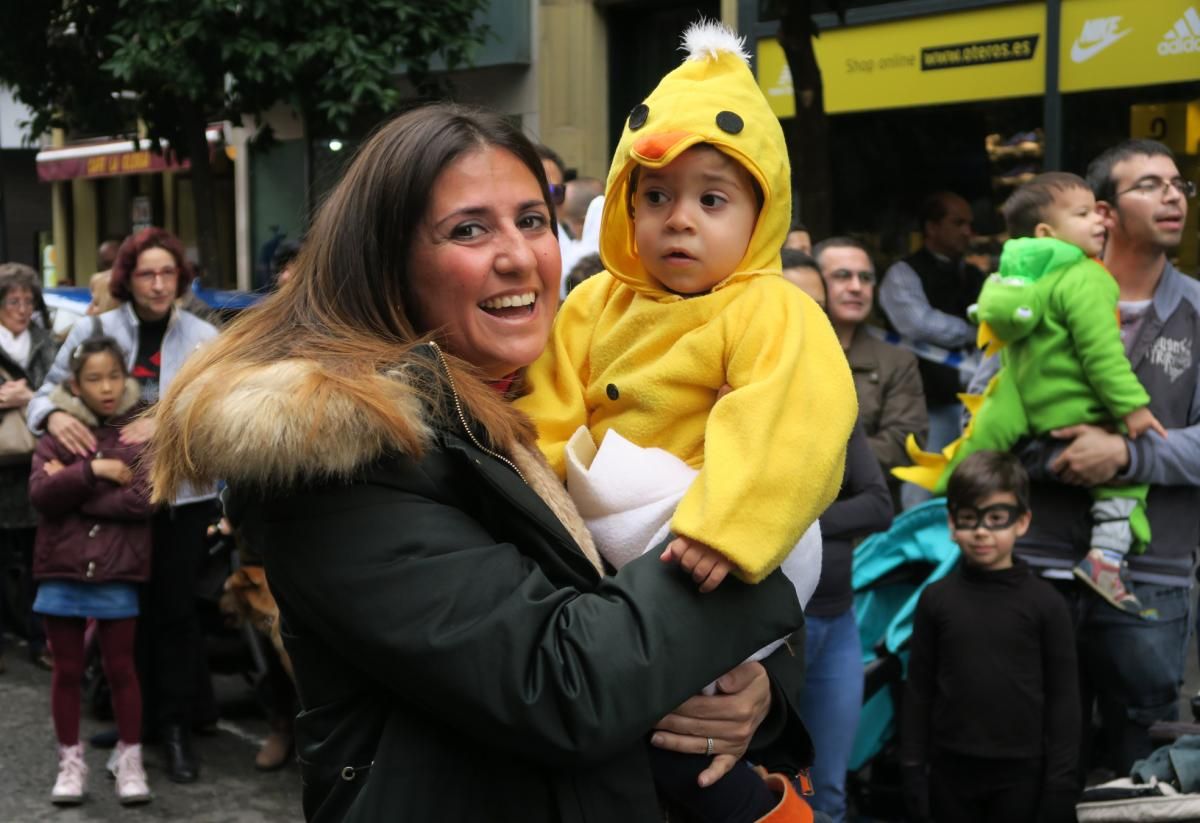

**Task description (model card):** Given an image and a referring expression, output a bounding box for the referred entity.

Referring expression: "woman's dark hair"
[69,335,128,379]
[0,262,51,329]
[946,450,1030,514]
[153,103,553,498]
[109,227,195,301]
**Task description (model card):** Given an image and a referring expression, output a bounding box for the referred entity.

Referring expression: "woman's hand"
[48,410,97,456]
[119,415,157,446]
[650,660,772,787]
[92,458,133,486]
[0,379,32,409]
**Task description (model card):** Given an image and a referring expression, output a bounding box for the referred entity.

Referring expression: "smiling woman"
[408,145,560,378]
[148,103,808,823]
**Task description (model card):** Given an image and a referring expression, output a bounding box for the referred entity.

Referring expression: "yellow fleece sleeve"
[515,274,612,479]
[671,280,857,583]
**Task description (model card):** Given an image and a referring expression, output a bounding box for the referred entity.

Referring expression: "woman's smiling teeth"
[479,292,537,316]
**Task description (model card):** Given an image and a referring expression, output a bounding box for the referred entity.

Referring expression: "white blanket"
[565,426,821,665]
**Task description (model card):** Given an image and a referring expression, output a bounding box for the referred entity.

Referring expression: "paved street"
[0,644,302,822]
[3,624,1198,822]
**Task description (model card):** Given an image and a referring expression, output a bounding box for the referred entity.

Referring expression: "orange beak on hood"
[631,131,695,164]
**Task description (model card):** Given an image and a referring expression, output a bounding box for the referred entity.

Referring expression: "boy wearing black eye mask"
[899,451,1080,823]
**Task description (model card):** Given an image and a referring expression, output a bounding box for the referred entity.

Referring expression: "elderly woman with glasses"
[26,227,219,783]
[0,263,57,673]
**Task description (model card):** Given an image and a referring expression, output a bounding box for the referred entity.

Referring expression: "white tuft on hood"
[681,19,750,64]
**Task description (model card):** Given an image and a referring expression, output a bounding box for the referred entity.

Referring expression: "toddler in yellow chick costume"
[517,20,856,823]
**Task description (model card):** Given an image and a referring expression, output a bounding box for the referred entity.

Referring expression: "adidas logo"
[1158,6,1200,55]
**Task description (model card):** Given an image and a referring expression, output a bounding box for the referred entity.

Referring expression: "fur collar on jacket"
[151,350,603,572]
[48,380,142,428]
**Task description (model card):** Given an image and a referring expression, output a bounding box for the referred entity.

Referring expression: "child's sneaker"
[108,742,151,805]
[50,743,87,805]
[1074,548,1143,614]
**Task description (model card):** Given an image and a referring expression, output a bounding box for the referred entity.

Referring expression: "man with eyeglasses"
[972,139,1198,779]
[815,237,927,505]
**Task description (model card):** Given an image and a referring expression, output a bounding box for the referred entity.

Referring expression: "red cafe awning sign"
[37,142,187,182]
[83,149,186,179]
[35,127,222,182]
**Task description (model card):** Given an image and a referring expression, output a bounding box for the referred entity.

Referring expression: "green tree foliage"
[0,0,490,280]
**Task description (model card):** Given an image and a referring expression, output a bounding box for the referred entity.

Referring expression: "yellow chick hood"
[600,23,791,296]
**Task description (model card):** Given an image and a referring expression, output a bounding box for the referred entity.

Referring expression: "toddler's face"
[1041,187,1106,258]
[632,145,759,295]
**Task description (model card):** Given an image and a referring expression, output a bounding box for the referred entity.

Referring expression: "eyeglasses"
[1115,177,1197,200]
[548,183,566,206]
[2,298,35,310]
[132,265,179,282]
[950,503,1026,532]
[827,268,876,286]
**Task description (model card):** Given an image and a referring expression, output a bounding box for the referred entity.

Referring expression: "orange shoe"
[755,773,814,823]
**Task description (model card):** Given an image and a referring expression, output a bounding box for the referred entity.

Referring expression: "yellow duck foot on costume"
[754,773,815,823]
[892,433,952,491]
[957,391,986,420]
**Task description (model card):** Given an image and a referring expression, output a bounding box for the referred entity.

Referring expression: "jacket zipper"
[428,342,526,484]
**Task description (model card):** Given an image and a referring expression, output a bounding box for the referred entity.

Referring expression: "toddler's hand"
[43,459,65,476]
[660,536,734,593]
[92,458,133,486]
[1125,406,1167,440]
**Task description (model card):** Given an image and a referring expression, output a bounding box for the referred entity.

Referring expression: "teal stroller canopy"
[849,499,960,770]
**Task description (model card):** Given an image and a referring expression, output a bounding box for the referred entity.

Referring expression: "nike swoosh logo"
[1071,27,1132,62]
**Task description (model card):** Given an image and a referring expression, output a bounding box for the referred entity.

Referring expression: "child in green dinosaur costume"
[895,172,1165,614]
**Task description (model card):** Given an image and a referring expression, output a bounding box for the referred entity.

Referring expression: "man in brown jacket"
[815,237,928,503]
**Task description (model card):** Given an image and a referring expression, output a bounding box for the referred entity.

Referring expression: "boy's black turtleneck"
[957,556,1028,585]
[900,556,1080,795]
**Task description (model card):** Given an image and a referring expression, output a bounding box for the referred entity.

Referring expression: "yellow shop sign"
[1060,0,1200,92]
[757,3,1045,116]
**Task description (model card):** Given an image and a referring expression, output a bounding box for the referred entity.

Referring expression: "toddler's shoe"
[1074,548,1143,614]
[107,741,151,805]
[50,743,87,805]
[754,772,814,822]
